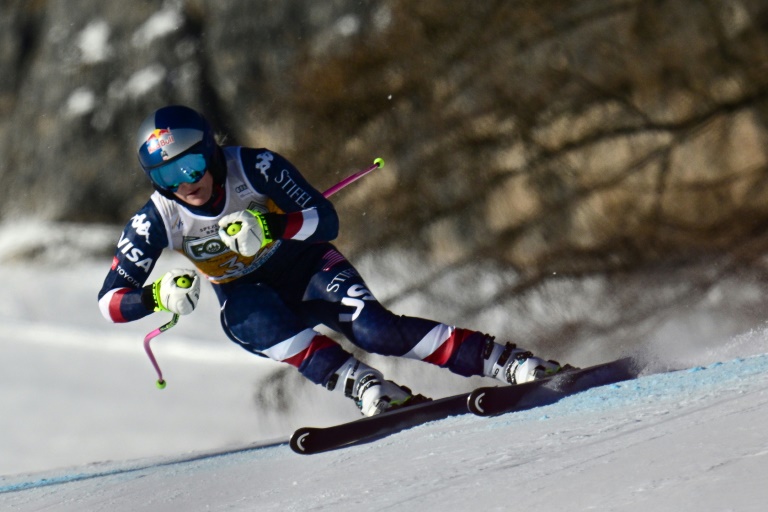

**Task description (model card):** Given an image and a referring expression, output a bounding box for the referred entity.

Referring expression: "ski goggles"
[148,153,207,192]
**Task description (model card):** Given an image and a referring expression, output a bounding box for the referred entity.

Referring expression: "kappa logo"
[130,213,152,244]
[255,151,274,182]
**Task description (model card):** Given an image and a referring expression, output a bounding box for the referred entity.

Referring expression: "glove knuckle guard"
[153,269,200,315]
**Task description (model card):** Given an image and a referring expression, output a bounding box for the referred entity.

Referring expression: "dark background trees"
[1,0,767,362]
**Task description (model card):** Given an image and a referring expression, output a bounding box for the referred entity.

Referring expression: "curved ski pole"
[141,157,386,388]
[143,313,179,389]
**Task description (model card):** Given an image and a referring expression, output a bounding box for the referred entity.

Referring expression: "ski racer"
[98,105,563,416]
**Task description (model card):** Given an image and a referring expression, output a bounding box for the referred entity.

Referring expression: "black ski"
[467,357,637,416]
[289,357,639,454]
[289,392,471,455]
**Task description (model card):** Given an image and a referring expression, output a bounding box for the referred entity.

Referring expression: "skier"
[98,105,563,416]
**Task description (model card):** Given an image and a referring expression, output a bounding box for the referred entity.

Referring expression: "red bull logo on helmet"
[146,128,175,157]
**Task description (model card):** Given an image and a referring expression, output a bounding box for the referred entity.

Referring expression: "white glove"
[149,269,201,315]
[218,210,273,257]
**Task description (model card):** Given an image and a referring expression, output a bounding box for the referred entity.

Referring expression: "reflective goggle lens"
[149,153,207,192]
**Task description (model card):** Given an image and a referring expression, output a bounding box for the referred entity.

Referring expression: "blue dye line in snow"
[0,440,285,494]
[551,354,768,418]
[1,473,107,494]
[4,353,767,494]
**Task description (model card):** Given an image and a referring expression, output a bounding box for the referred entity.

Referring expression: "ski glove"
[217,210,273,257]
[143,269,201,316]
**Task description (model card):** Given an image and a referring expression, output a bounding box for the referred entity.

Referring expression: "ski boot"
[328,357,430,416]
[483,340,564,385]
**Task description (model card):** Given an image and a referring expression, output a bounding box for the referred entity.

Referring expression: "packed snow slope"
[2,223,768,511]
[2,344,768,510]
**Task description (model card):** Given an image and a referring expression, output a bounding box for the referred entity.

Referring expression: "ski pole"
[322,157,385,198]
[142,157,386,388]
[143,313,179,389]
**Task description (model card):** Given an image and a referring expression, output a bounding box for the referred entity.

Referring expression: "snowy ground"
[0,221,481,478]
[2,350,768,511]
[0,237,362,477]
[2,222,768,510]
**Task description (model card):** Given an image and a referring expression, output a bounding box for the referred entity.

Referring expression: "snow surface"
[3,354,768,511]
[2,222,768,511]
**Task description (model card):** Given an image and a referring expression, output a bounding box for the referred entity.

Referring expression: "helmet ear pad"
[207,145,227,185]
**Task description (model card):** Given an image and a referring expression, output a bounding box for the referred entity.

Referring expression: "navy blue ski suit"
[99,146,489,386]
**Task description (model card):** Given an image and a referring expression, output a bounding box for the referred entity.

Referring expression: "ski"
[467,357,637,416]
[289,357,639,454]
[290,392,471,455]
